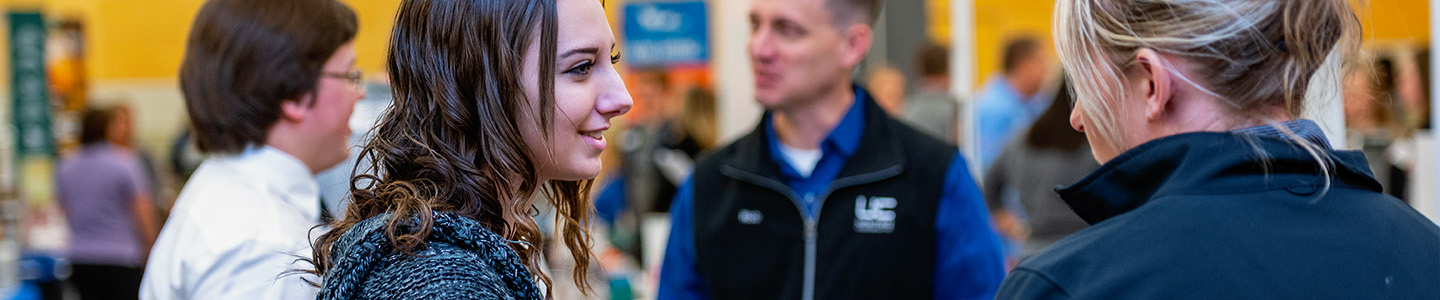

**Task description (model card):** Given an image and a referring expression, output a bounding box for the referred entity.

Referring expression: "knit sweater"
[317,212,543,300]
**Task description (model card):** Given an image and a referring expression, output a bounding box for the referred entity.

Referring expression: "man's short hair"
[826,0,880,26]
[180,0,357,154]
[1001,37,1043,74]
[916,43,949,77]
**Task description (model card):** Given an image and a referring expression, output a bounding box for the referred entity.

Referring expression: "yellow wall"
[0,0,402,181]
[8,0,1429,85]
[1360,0,1431,43]
[971,0,1056,87]
[965,0,1431,87]
[3,0,399,80]
[343,0,402,76]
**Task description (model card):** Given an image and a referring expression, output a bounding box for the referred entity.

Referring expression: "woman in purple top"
[55,106,159,300]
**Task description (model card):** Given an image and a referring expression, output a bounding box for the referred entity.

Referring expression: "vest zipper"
[720,164,905,300]
[802,218,818,300]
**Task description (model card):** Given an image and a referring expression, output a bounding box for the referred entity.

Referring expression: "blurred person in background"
[982,77,1094,261]
[305,0,631,298]
[1345,55,1412,201]
[626,71,679,126]
[105,105,164,208]
[658,0,1006,298]
[976,36,1051,171]
[670,88,721,173]
[595,87,719,261]
[903,43,961,144]
[165,128,203,187]
[140,0,360,298]
[865,64,907,115]
[598,70,677,260]
[1383,49,1432,202]
[56,106,159,300]
[616,71,677,218]
[997,0,1440,298]
[1413,49,1432,130]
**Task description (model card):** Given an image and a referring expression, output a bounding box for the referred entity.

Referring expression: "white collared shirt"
[141,146,322,300]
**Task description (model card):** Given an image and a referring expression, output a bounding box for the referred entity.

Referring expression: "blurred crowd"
[0,0,1437,299]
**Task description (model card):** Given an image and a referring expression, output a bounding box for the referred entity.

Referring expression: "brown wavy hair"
[307,0,595,296]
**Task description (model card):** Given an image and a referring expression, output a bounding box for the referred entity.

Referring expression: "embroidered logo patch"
[738,209,764,225]
[854,195,896,233]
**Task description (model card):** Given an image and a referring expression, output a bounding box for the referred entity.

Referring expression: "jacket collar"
[1057,121,1381,225]
[723,85,905,182]
[321,212,541,298]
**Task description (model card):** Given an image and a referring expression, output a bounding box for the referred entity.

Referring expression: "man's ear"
[839,23,874,69]
[279,94,314,122]
[1133,48,1173,121]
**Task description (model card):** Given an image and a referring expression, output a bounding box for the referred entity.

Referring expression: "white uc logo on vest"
[854,195,896,234]
[738,209,764,225]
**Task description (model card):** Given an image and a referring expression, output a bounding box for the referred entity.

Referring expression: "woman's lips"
[580,130,606,151]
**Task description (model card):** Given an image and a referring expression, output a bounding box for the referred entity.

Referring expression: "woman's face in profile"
[520,0,633,182]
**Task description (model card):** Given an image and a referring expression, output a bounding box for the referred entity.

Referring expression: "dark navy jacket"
[995,122,1440,299]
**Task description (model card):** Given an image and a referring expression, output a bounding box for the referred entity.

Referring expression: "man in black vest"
[656,0,1006,299]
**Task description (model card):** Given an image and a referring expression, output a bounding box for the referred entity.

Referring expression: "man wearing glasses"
[140,0,362,298]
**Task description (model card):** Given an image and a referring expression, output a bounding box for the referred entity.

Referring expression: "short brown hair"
[80,106,114,145]
[1001,37,1042,74]
[916,43,949,77]
[827,0,880,26]
[180,0,357,154]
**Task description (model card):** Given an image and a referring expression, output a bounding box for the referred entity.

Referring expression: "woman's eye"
[566,61,595,76]
[610,53,622,65]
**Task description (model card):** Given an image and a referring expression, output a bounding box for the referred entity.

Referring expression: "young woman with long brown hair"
[307,0,631,298]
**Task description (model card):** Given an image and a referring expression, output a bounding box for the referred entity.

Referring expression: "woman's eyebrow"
[560,47,600,59]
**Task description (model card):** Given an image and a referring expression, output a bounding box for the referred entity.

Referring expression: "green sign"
[10,12,51,157]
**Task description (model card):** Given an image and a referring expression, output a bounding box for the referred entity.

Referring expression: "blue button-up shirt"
[976,75,1048,172]
[764,88,866,217]
[658,86,1006,300]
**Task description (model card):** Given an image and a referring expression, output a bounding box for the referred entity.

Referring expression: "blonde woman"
[996,0,1440,299]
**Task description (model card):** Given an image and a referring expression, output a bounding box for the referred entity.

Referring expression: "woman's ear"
[1133,48,1173,122]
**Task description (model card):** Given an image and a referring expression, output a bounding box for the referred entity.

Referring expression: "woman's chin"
[545,161,602,181]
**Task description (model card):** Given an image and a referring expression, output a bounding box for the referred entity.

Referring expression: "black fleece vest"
[690,98,956,300]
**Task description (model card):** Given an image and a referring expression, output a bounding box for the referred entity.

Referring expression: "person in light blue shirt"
[976,37,1051,172]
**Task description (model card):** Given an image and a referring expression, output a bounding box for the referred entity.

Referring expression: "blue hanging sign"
[623,1,710,67]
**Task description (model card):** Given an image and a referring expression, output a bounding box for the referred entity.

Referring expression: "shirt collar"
[1231,119,1332,149]
[763,84,868,167]
[827,84,868,156]
[219,145,322,222]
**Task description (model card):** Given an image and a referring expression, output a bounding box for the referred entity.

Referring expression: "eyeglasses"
[323,68,365,92]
